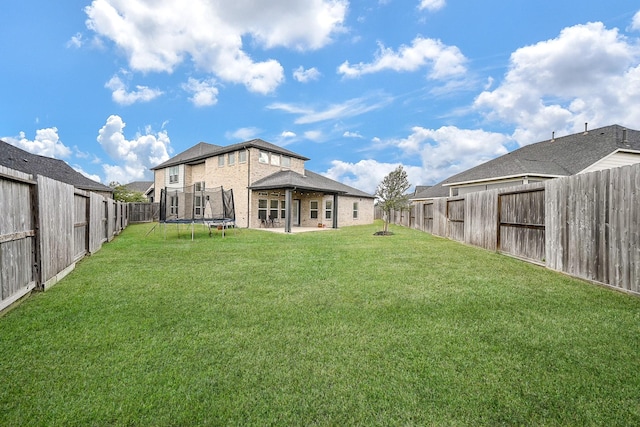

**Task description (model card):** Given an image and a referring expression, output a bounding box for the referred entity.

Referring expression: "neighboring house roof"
[124,181,154,194]
[0,139,113,193]
[250,169,375,198]
[152,138,309,170]
[412,124,640,200]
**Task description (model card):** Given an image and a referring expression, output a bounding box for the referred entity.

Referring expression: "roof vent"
[583,122,588,135]
[551,131,555,142]
[623,128,628,143]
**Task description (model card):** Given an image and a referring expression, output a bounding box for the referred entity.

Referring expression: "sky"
[2,1,640,194]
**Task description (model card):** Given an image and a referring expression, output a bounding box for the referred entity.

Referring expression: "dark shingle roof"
[152,142,221,170]
[412,124,640,199]
[151,139,309,170]
[250,169,374,198]
[0,139,113,193]
[124,181,154,194]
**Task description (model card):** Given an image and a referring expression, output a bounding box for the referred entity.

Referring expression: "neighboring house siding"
[580,150,640,174]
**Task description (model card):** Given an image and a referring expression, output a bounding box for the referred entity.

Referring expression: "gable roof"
[413,124,640,200]
[151,138,309,170]
[152,142,221,170]
[124,181,154,194]
[0,139,113,193]
[250,169,374,198]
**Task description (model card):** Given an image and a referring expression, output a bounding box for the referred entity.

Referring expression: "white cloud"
[72,165,103,183]
[343,131,363,138]
[67,32,84,48]
[475,22,640,145]
[391,126,510,183]
[97,115,171,183]
[105,75,163,105]
[304,130,323,141]
[418,0,445,12]
[323,159,424,194]
[323,126,510,193]
[227,127,261,141]
[281,131,297,138]
[630,10,640,31]
[85,0,346,94]
[338,37,467,80]
[183,77,219,107]
[293,66,321,82]
[268,95,392,124]
[4,128,72,159]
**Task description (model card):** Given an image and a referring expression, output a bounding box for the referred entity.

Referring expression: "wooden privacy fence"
[128,202,160,223]
[389,163,640,295]
[0,166,128,313]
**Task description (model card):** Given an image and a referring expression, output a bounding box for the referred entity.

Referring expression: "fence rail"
[388,163,640,295]
[0,166,129,313]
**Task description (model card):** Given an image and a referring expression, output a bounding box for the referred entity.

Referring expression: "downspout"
[246,146,251,228]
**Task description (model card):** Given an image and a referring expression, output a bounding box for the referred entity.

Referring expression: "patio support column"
[285,188,292,233]
[332,193,338,229]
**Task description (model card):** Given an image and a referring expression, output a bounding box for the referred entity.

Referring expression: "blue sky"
[2,1,640,193]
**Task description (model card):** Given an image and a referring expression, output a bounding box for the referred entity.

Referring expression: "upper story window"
[194,182,204,192]
[218,155,225,167]
[169,166,179,184]
[281,156,291,168]
[239,150,247,163]
[259,150,269,164]
[228,152,235,166]
[270,154,280,166]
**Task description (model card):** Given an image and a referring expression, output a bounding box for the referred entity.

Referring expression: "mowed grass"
[1,222,639,426]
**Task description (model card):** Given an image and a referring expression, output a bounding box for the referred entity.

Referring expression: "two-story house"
[151,139,374,231]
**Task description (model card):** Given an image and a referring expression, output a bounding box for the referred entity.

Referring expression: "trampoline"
[159,185,235,239]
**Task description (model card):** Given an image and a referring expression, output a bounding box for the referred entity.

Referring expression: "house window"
[281,200,286,219]
[195,196,203,216]
[228,152,235,166]
[169,166,179,184]
[259,151,269,164]
[270,199,279,220]
[170,196,179,215]
[239,150,247,163]
[258,199,267,220]
[218,155,225,167]
[281,156,291,168]
[194,182,204,192]
[325,200,332,220]
[271,154,280,166]
[310,200,319,219]
[353,202,359,219]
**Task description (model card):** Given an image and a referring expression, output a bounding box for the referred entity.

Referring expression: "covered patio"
[249,170,346,233]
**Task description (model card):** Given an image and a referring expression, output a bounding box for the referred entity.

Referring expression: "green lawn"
[1,222,639,426]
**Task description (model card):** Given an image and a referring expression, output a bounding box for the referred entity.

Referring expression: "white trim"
[443,173,563,187]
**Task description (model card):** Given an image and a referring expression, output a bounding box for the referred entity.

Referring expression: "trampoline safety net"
[159,185,235,223]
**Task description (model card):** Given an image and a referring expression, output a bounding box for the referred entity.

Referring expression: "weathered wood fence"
[128,202,159,223]
[0,166,129,313]
[389,163,640,295]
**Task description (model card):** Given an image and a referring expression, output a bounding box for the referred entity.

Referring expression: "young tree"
[375,165,411,233]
